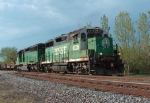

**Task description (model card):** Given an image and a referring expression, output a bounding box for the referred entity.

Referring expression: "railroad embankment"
[0,72,150,103]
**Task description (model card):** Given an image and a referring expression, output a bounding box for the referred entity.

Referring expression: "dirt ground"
[0,81,42,103]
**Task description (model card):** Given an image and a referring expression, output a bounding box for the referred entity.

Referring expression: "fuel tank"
[52,63,68,72]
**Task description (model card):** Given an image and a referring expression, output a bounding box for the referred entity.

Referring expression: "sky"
[0,0,149,50]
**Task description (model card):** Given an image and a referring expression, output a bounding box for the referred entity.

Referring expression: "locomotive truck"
[15,26,124,75]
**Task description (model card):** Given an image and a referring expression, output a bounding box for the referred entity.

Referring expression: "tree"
[100,14,110,34]
[114,12,136,46]
[148,11,150,71]
[0,47,17,66]
[137,12,150,72]
[86,21,92,27]
[137,12,150,74]
[148,11,150,16]
[137,13,150,55]
[114,12,136,75]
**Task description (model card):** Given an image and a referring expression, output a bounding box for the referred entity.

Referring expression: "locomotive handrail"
[68,41,72,61]
[39,54,45,63]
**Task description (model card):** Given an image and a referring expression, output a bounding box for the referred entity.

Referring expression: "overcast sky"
[0,0,149,50]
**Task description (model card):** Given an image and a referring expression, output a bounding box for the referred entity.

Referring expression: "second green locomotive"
[16,26,124,75]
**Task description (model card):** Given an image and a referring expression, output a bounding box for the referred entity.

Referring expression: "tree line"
[0,47,17,67]
[0,11,150,75]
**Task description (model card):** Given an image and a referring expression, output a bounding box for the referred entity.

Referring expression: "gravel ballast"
[0,73,150,103]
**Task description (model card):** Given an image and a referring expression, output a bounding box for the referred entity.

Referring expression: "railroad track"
[10,72,150,98]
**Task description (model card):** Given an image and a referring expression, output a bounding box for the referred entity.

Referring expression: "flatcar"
[15,26,124,75]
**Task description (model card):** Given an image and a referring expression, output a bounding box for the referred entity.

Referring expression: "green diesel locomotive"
[15,26,124,75]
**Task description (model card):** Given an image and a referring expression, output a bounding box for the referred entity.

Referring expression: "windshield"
[87,33,103,38]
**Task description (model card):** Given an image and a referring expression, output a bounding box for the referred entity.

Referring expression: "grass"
[0,98,29,103]
[17,101,29,103]
[0,98,2,103]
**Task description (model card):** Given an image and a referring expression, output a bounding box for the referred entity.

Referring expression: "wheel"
[27,65,31,72]
[44,67,49,73]
[81,68,88,74]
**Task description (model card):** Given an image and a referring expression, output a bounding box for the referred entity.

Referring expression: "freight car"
[15,26,124,75]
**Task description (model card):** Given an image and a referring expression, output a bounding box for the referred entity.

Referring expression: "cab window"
[81,33,86,41]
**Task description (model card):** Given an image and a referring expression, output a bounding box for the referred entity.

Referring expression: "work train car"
[15,26,124,75]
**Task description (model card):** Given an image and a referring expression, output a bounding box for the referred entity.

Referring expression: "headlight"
[110,63,114,67]
[100,53,103,55]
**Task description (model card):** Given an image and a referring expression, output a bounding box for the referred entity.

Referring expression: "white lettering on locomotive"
[102,38,110,48]
[73,45,79,50]
[54,46,67,55]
